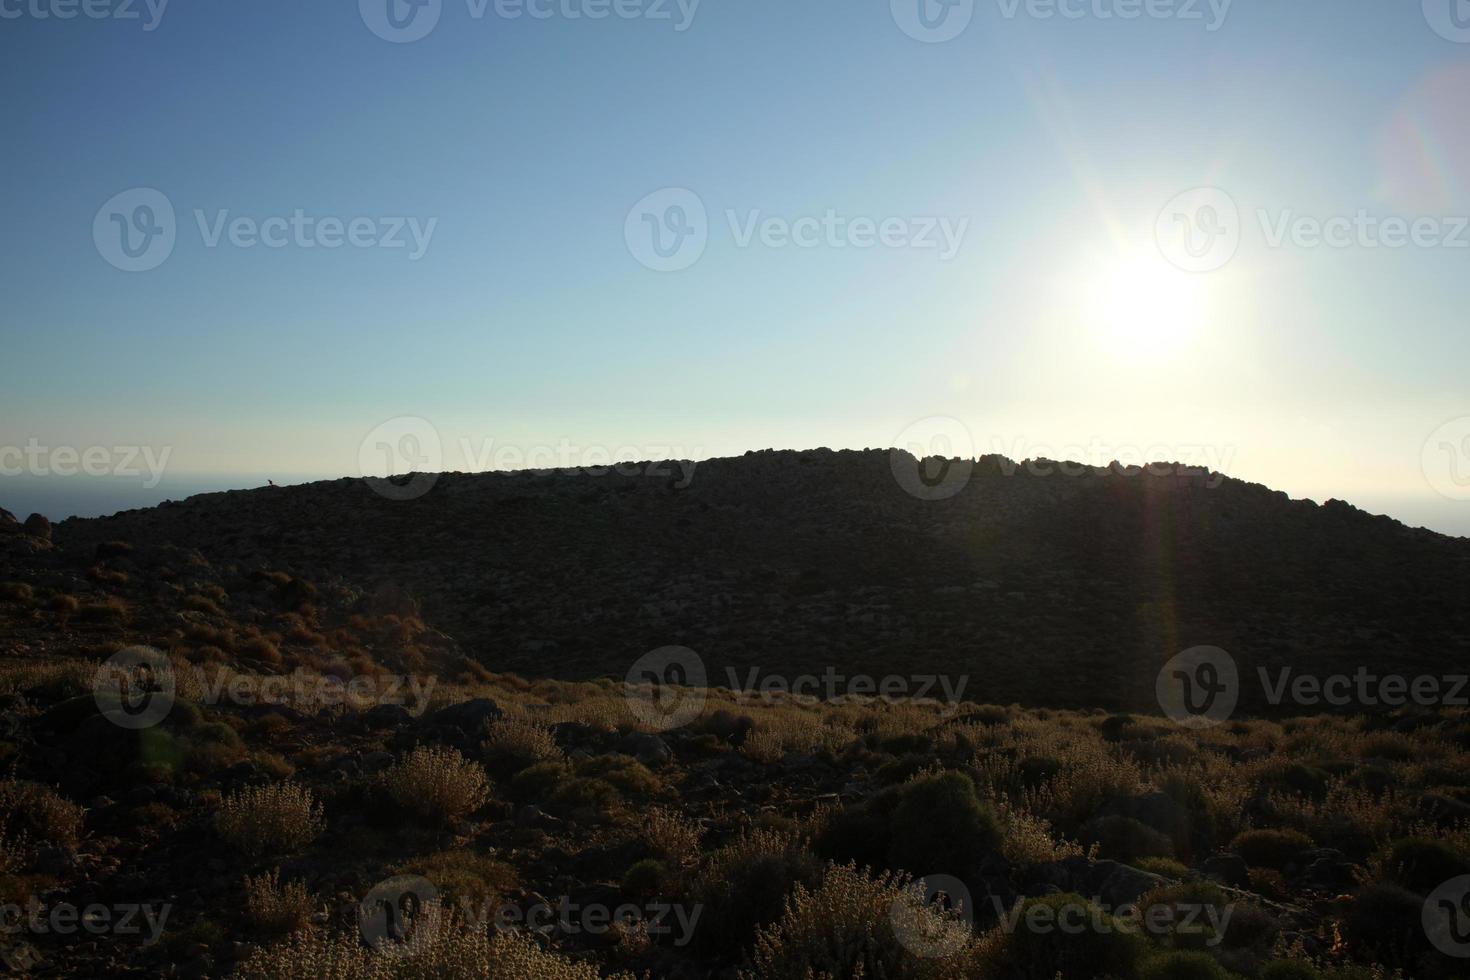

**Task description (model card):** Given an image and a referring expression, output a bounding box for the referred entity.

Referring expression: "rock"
[423,698,501,735]
[22,514,51,541]
[619,732,671,768]
[33,846,77,876]
[360,750,394,772]
[517,805,562,830]
[363,703,412,729]
[1202,853,1250,888]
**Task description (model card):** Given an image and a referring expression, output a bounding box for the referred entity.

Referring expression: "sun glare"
[1081,249,1214,360]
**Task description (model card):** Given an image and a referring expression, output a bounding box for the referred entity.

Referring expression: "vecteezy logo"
[890,874,974,958]
[889,417,975,501]
[1425,875,1470,957]
[93,188,176,272]
[358,416,443,501]
[1155,187,1240,273]
[93,646,176,730]
[360,875,440,953]
[891,0,974,42]
[624,645,707,731]
[624,188,708,272]
[360,0,442,42]
[1423,416,1470,501]
[1157,646,1238,728]
[1424,0,1470,42]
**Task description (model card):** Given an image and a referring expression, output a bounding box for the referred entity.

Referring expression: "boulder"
[619,732,671,768]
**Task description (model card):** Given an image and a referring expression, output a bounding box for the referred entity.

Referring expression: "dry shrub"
[743,862,985,980]
[0,779,85,846]
[0,582,33,603]
[236,907,635,979]
[741,728,786,763]
[76,596,128,622]
[0,831,31,876]
[481,715,562,778]
[245,868,317,936]
[0,659,97,698]
[997,801,1087,865]
[216,782,324,857]
[381,746,490,824]
[640,805,703,861]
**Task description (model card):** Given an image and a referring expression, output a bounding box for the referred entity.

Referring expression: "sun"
[1080,249,1215,360]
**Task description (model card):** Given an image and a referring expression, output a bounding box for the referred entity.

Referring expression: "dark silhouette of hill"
[36,448,1470,714]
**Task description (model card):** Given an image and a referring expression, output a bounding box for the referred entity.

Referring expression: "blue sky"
[2,0,1469,533]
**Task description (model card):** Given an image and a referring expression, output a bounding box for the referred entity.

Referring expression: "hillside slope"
[26,447,1470,715]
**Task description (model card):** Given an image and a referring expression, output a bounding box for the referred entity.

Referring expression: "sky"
[2,0,1469,534]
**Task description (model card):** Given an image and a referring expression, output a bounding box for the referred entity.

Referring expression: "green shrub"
[875,753,932,785]
[1341,883,1432,969]
[622,858,668,898]
[1086,814,1175,863]
[575,754,660,797]
[1139,951,1236,980]
[1261,763,1331,801]
[1260,960,1320,980]
[1372,836,1470,893]
[692,830,822,958]
[886,771,1002,881]
[549,777,619,813]
[1230,828,1311,870]
[1136,856,1189,878]
[995,892,1146,980]
[507,761,572,803]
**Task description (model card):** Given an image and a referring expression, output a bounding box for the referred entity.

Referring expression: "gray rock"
[1202,853,1250,888]
[619,732,671,768]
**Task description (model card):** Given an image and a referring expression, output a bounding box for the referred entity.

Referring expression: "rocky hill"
[20,447,1470,716]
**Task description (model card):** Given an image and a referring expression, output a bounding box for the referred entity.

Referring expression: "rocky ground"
[0,453,1468,977]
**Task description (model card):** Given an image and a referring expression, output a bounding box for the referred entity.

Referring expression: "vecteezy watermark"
[360,876,440,952]
[987,437,1234,487]
[1158,646,1470,726]
[0,899,171,946]
[892,0,1228,42]
[1155,187,1241,273]
[890,417,976,501]
[1423,0,1470,43]
[455,436,701,487]
[359,0,700,43]
[891,0,975,43]
[890,874,975,958]
[0,0,168,30]
[93,647,440,730]
[722,667,970,715]
[461,895,703,945]
[1425,875,1470,957]
[991,895,1234,945]
[624,646,707,731]
[0,439,171,489]
[1259,667,1469,709]
[625,188,971,272]
[1157,187,1470,272]
[359,416,443,502]
[93,188,437,272]
[359,875,703,948]
[1423,416,1470,502]
[993,0,1231,30]
[1156,646,1239,729]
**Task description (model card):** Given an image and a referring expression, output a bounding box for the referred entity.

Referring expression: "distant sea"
[0,474,327,523]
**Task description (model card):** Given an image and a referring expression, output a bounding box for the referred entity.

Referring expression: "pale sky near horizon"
[2,0,1469,534]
